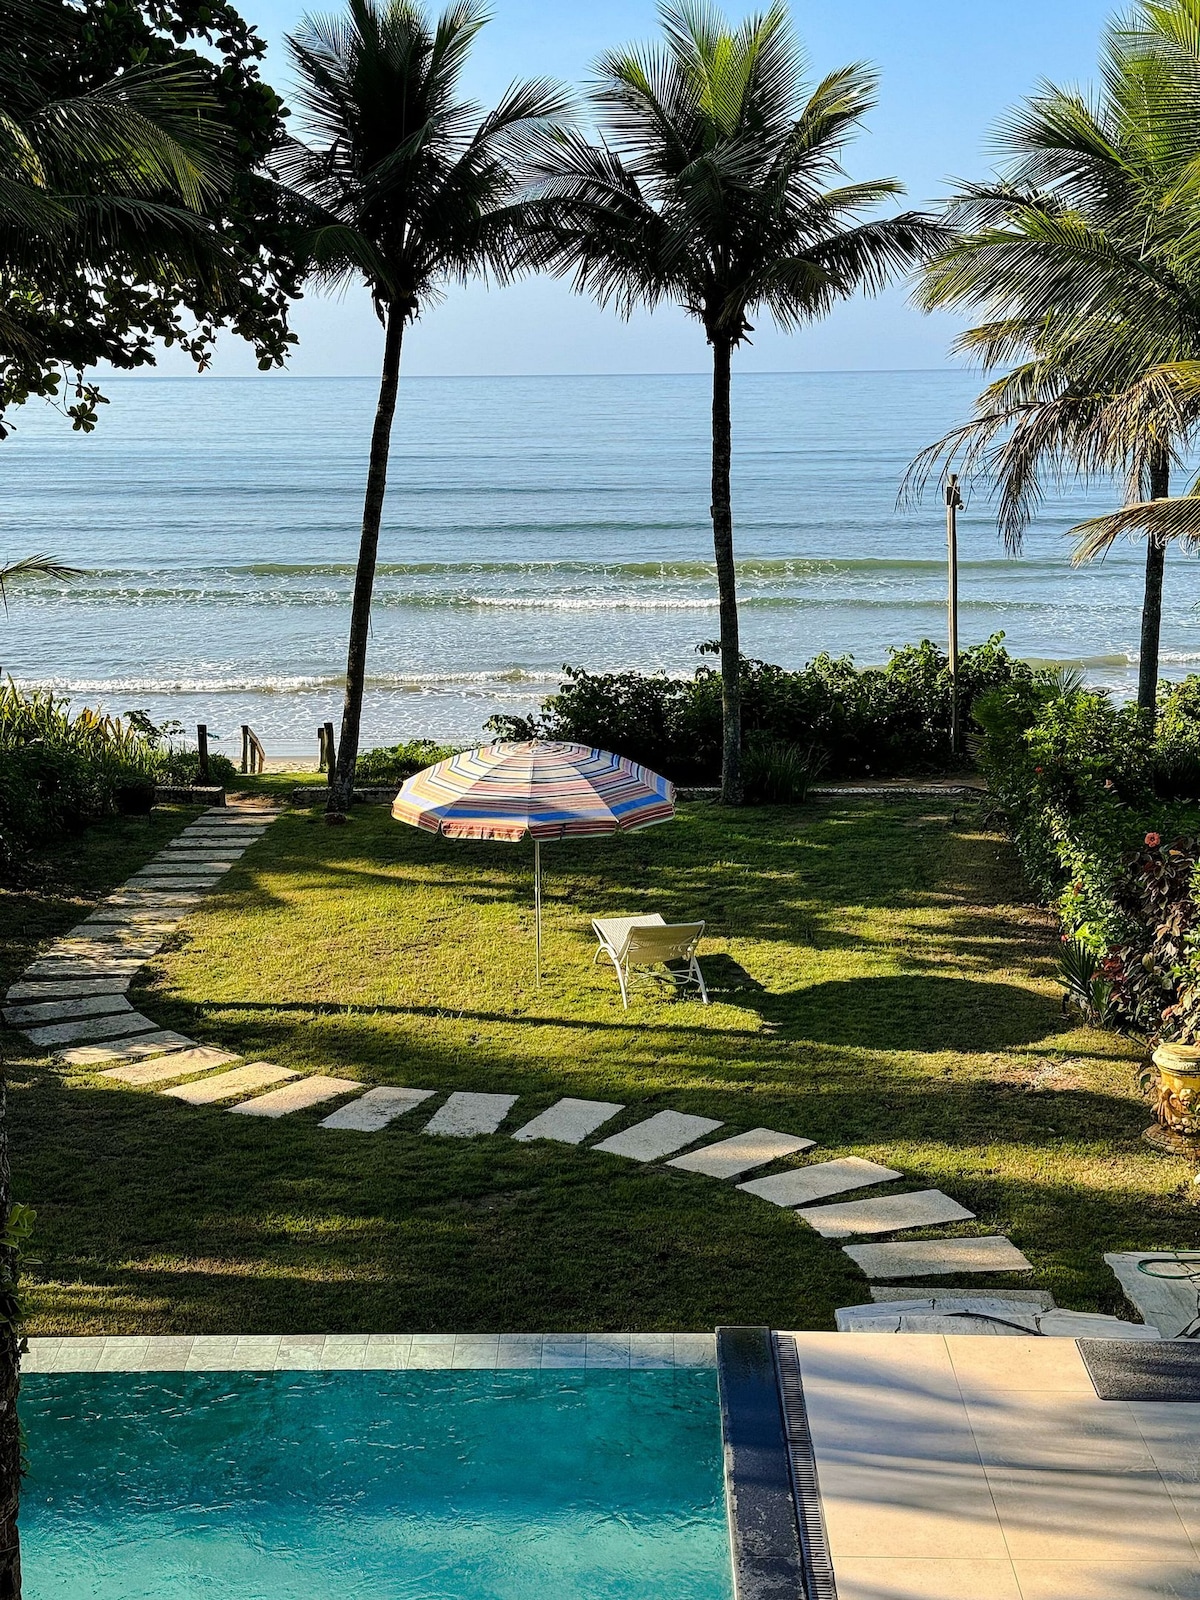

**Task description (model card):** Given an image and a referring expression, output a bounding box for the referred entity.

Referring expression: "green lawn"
[4,796,1194,1336]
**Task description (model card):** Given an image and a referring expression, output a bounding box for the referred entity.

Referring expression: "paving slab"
[798,1188,975,1239]
[58,1030,194,1067]
[124,876,222,891]
[511,1097,624,1144]
[4,994,132,1027]
[319,1085,435,1131]
[23,1011,162,1048]
[164,1062,298,1105]
[591,1109,723,1162]
[667,1126,814,1179]
[161,844,246,857]
[55,936,161,959]
[738,1155,902,1208]
[228,1075,361,1118]
[845,1236,1033,1277]
[82,915,181,933]
[24,957,145,978]
[103,890,205,907]
[134,861,230,876]
[422,1091,518,1137]
[1103,1251,1200,1339]
[5,976,130,1001]
[100,1047,240,1086]
[868,1286,1055,1308]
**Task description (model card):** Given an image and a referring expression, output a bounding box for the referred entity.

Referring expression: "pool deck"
[785,1331,1200,1600]
[23,1331,716,1372]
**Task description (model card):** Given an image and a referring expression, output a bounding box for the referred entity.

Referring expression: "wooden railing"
[241,724,266,774]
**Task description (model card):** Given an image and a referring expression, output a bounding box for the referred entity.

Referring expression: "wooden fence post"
[197,724,209,784]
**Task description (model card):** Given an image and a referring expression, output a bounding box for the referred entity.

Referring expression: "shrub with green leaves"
[972,673,1200,1040]
[488,634,1035,786]
[355,740,458,786]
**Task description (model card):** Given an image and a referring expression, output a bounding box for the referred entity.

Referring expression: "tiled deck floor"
[25,1332,716,1372]
[787,1332,1200,1600]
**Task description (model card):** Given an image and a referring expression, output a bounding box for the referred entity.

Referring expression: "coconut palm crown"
[908,0,1200,711]
[522,0,941,802]
[280,0,570,813]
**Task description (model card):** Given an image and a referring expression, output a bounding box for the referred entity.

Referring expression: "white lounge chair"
[591,913,708,1008]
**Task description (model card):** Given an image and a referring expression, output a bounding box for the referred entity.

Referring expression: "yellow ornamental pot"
[1151,1043,1200,1137]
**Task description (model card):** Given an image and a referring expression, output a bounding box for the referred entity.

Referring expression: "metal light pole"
[946,473,963,758]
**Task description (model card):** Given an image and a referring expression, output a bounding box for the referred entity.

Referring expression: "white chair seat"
[591,914,708,1008]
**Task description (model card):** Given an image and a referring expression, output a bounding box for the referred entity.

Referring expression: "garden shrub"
[972,672,1200,1041]
[355,739,458,785]
[487,633,1035,785]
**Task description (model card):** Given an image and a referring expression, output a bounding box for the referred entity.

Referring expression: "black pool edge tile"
[716,1325,835,1600]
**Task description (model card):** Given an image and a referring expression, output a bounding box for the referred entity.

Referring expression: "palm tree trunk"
[1138,450,1170,716]
[0,1082,22,1600]
[327,303,405,815]
[710,336,741,803]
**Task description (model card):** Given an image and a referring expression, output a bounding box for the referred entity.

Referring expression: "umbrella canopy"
[391,741,676,981]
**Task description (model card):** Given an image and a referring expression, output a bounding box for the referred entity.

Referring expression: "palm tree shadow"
[720,973,1065,1052]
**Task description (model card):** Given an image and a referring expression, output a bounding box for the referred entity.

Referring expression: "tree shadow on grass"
[725,973,1066,1052]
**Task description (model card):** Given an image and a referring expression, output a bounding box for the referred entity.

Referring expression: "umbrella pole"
[534,838,542,987]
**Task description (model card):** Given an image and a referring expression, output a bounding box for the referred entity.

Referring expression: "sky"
[164,0,1116,377]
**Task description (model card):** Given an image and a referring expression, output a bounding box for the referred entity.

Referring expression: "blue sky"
[189,0,1115,376]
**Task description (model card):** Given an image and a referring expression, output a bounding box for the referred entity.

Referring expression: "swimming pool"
[22,1368,732,1599]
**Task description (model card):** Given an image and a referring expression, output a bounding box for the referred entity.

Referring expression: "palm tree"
[0,0,234,423]
[279,0,569,815]
[521,0,939,801]
[910,0,1200,713]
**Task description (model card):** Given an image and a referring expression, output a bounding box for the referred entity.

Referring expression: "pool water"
[22,1368,732,1599]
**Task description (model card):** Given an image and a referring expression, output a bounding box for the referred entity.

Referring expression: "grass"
[3,796,1195,1337]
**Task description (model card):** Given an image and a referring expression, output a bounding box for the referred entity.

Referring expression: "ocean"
[4,370,1198,757]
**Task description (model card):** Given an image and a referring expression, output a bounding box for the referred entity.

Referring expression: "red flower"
[1034,765,1043,774]
[1145,832,1162,848]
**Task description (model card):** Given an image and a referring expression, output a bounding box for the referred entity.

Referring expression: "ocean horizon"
[4,369,1198,756]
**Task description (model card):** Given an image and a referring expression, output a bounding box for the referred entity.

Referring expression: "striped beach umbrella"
[392,741,676,982]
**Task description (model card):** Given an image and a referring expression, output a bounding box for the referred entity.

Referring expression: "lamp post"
[946,473,963,757]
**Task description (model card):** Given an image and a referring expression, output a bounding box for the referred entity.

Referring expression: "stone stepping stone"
[6,976,130,1001]
[57,935,162,957]
[591,1110,723,1162]
[320,1086,435,1131]
[165,1062,297,1105]
[25,955,146,977]
[512,1098,624,1145]
[104,891,204,907]
[668,1127,814,1180]
[23,1011,161,1049]
[867,1285,1054,1307]
[844,1236,1033,1278]
[58,1030,195,1067]
[229,1075,361,1119]
[422,1092,518,1137]
[4,994,132,1028]
[172,844,256,855]
[136,861,231,875]
[101,1047,239,1086]
[126,876,223,891]
[737,1155,902,1208]
[797,1188,974,1239]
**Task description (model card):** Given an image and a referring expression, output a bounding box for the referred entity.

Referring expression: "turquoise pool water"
[22,1368,731,1599]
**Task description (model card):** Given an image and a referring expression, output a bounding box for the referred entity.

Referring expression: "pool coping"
[24,1332,717,1373]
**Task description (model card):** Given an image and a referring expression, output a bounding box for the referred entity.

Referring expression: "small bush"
[355,739,458,785]
[742,738,827,804]
[0,683,160,867]
[487,633,1035,786]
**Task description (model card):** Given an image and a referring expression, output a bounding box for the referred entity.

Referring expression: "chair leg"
[692,957,709,1004]
[616,961,630,1009]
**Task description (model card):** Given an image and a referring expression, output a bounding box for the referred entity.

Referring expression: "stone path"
[4,803,1050,1313]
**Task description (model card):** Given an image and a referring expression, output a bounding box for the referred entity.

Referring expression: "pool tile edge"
[25,1332,718,1372]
